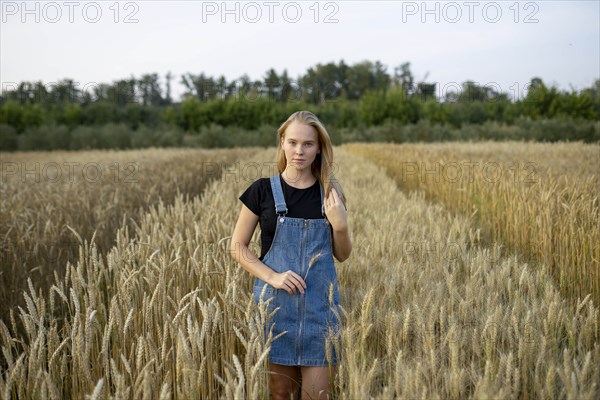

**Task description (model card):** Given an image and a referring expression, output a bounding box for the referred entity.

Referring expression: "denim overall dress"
[252,174,341,366]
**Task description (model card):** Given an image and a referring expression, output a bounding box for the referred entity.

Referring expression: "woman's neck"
[282,167,316,189]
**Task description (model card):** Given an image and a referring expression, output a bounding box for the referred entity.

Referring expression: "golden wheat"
[0,145,598,398]
[343,141,600,306]
[0,147,257,323]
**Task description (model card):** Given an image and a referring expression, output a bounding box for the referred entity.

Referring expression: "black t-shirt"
[238,174,326,261]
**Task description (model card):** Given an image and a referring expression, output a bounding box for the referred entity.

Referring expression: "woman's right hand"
[269,271,306,295]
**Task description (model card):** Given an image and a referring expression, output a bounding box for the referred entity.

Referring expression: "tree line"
[0,60,598,149]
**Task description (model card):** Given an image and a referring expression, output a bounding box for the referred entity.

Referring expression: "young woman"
[230,110,352,399]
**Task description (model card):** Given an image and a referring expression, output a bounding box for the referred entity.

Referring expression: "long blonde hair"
[276,110,347,209]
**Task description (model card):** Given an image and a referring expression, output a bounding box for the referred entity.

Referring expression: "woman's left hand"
[324,187,347,231]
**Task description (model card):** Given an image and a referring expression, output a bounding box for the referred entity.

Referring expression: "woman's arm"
[325,187,352,262]
[332,224,352,262]
[230,204,275,283]
[230,204,306,294]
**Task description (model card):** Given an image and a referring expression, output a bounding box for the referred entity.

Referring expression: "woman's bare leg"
[269,363,301,400]
[300,365,336,399]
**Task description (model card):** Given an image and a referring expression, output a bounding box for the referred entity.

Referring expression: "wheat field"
[1,144,599,399]
[343,141,600,306]
[0,147,256,323]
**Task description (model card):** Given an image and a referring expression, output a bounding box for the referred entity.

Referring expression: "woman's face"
[281,121,320,174]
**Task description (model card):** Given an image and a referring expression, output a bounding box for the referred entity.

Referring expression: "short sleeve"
[238,179,262,216]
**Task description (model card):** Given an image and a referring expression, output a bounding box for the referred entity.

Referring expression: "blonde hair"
[276,110,347,209]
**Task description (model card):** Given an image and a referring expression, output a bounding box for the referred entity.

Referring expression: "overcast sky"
[1,0,598,102]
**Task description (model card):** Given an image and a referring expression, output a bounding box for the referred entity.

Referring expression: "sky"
[1,0,599,102]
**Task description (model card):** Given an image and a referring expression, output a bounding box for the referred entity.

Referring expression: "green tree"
[551,90,596,120]
[178,97,204,132]
[0,100,24,131]
[60,103,83,127]
[415,82,436,101]
[264,68,281,102]
[422,98,449,125]
[82,101,117,125]
[137,73,164,106]
[279,69,297,103]
[581,79,600,119]
[358,90,387,125]
[345,61,376,100]
[162,105,177,125]
[521,77,560,119]
[21,103,45,130]
[393,62,414,96]
[386,88,420,124]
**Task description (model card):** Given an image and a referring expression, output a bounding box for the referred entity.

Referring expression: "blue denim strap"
[319,180,325,216]
[270,174,287,215]
[272,174,326,217]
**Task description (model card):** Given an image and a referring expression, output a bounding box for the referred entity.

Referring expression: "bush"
[17,124,71,151]
[70,125,101,150]
[514,116,598,142]
[131,124,184,148]
[4,117,597,151]
[97,123,132,149]
[0,124,19,151]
